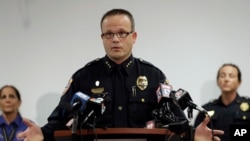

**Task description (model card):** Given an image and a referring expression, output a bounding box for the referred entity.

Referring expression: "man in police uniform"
[17,8,224,141]
[194,63,250,141]
[40,8,188,140]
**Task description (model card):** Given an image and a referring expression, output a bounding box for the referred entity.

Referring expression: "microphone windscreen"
[70,91,90,111]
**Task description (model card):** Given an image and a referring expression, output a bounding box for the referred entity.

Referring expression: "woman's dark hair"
[216,63,242,82]
[0,85,21,101]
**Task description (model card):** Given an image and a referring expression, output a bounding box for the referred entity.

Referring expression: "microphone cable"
[92,116,98,141]
[79,116,98,141]
[207,114,215,141]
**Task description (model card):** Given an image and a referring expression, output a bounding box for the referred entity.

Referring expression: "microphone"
[156,83,173,104]
[63,92,90,134]
[152,83,177,124]
[152,84,191,135]
[70,91,90,112]
[170,88,207,113]
[65,92,108,131]
[80,92,109,127]
[80,98,104,125]
[60,91,90,117]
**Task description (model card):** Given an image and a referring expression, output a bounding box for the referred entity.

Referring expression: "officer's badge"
[240,102,249,112]
[136,76,148,90]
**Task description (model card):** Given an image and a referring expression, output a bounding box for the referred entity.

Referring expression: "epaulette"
[84,58,101,67]
[209,99,218,104]
[242,96,250,99]
[241,96,250,101]
[72,58,101,76]
[137,58,155,67]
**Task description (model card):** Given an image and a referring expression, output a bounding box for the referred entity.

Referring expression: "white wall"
[1,0,250,126]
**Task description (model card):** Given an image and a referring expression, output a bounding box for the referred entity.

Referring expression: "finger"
[16,131,26,140]
[201,116,209,126]
[212,129,224,135]
[212,136,221,141]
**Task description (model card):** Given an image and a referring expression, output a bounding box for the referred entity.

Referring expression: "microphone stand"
[81,110,94,127]
[187,107,194,141]
[187,107,193,120]
[71,112,79,141]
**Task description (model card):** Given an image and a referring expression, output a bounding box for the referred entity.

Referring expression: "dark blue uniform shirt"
[41,55,187,140]
[194,94,250,141]
[0,114,28,141]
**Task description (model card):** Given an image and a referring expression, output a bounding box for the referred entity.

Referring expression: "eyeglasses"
[101,31,133,39]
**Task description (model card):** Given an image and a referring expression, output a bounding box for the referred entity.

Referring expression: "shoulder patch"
[62,78,73,95]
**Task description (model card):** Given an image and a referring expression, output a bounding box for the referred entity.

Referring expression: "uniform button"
[243,115,246,120]
[118,106,123,111]
[141,98,145,103]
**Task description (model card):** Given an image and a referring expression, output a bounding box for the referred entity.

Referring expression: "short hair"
[100,8,135,32]
[216,63,242,82]
[0,85,21,101]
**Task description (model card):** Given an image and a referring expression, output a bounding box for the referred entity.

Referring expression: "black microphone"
[80,93,108,127]
[170,88,207,113]
[62,92,90,134]
[65,92,109,131]
[152,83,177,124]
[156,83,173,104]
[152,84,191,135]
[61,91,91,116]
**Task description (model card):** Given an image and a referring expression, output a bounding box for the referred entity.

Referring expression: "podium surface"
[55,128,171,141]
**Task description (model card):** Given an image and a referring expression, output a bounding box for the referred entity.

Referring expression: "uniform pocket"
[128,91,157,125]
[234,111,250,122]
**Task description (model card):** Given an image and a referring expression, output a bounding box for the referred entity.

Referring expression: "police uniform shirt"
[63,55,166,127]
[0,114,28,141]
[194,94,250,141]
[41,55,176,140]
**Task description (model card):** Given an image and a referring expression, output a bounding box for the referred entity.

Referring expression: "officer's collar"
[104,55,134,75]
[217,93,241,104]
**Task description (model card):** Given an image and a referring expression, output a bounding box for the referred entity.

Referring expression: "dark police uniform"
[194,94,250,141]
[41,55,187,140]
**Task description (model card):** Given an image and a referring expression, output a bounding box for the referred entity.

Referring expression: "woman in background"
[194,63,250,141]
[0,85,28,141]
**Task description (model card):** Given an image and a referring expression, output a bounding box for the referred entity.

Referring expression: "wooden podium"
[54,128,173,141]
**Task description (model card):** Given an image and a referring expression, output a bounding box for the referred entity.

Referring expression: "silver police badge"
[136,76,148,90]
